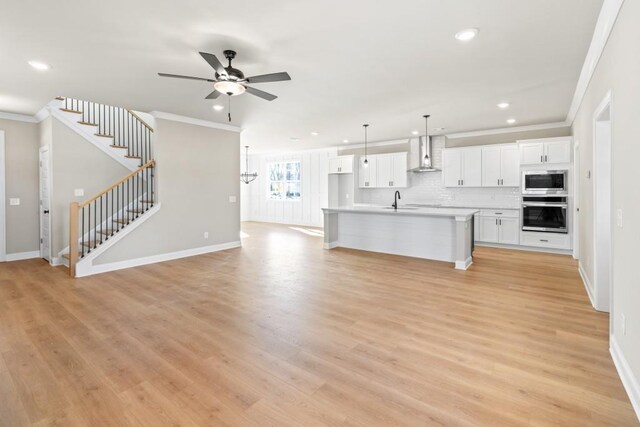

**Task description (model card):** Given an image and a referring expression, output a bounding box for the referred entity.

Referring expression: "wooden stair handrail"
[127,109,154,132]
[78,160,155,208]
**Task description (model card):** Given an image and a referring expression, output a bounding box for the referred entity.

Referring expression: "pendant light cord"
[363,124,369,162]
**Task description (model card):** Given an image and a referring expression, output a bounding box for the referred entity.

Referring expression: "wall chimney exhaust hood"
[409,115,439,172]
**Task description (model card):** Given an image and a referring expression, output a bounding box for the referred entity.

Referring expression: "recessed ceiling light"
[497,102,510,109]
[455,28,479,41]
[28,60,51,71]
[311,132,319,136]
[411,130,419,135]
[434,127,446,132]
[212,104,224,111]
[342,139,349,143]
[507,119,516,125]
[290,137,300,141]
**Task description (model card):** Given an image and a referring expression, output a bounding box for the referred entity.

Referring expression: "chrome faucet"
[392,190,401,210]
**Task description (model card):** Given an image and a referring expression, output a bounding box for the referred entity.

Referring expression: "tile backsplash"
[355,137,521,208]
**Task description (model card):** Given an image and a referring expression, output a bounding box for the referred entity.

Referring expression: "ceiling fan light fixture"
[214,80,246,96]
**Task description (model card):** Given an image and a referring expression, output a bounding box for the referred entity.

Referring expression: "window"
[268,161,301,200]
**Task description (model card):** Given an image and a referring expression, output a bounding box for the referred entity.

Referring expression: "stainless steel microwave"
[522,170,568,195]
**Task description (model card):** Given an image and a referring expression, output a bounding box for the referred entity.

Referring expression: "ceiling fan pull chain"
[228,94,232,122]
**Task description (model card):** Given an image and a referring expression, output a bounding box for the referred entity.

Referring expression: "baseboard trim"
[475,241,573,255]
[76,240,242,277]
[455,256,473,270]
[610,336,640,423]
[578,261,597,309]
[324,242,339,249]
[5,251,40,261]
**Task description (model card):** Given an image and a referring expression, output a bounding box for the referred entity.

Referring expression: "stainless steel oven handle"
[522,203,568,208]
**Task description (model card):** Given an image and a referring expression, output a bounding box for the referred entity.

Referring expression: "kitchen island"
[321,205,478,269]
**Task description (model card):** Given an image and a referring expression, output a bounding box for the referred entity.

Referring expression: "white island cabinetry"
[322,206,478,270]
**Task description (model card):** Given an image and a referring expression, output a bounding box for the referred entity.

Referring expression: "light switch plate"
[229,196,237,203]
[617,208,623,228]
[74,188,84,197]
[9,198,20,206]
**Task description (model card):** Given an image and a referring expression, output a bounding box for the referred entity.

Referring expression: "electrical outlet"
[203,232,209,239]
[74,188,84,197]
[229,196,237,203]
[9,198,20,206]
[621,313,626,336]
[617,208,623,228]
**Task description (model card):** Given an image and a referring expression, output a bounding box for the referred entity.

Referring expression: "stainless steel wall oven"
[521,196,568,233]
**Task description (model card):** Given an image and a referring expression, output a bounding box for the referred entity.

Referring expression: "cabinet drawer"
[520,232,570,249]
[479,209,519,218]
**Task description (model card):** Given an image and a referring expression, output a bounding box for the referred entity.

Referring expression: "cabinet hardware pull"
[541,155,543,162]
[495,219,498,225]
[540,239,549,242]
[545,155,548,162]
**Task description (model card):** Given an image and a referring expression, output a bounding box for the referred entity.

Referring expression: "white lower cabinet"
[476,209,520,245]
[520,231,571,249]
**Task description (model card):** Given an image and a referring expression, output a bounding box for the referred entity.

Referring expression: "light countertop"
[322,205,478,219]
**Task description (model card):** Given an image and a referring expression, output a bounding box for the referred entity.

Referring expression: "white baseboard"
[455,256,473,270]
[5,251,40,261]
[578,261,597,309]
[323,242,338,249]
[475,242,573,255]
[76,240,242,277]
[610,336,640,423]
[244,218,324,228]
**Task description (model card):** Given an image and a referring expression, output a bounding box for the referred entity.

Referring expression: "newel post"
[69,202,79,277]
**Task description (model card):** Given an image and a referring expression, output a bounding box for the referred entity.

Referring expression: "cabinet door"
[478,217,499,243]
[500,145,520,187]
[358,156,377,188]
[340,156,354,174]
[473,214,480,241]
[443,149,462,187]
[328,157,341,174]
[519,142,544,165]
[481,146,501,187]
[498,217,520,245]
[544,140,571,164]
[376,154,393,188]
[390,153,407,188]
[461,148,482,187]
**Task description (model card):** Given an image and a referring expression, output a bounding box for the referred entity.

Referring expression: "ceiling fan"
[158,50,291,121]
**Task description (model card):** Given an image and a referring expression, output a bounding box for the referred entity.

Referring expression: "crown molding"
[149,111,242,133]
[34,107,50,123]
[0,111,38,123]
[566,0,624,124]
[445,121,569,139]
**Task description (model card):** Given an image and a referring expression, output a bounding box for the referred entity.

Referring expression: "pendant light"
[363,124,369,167]
[240,146,258,184]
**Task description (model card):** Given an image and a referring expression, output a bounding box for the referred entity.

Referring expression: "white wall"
[93,118,241,264]
[241,148,336,227]
[571,0,640,417]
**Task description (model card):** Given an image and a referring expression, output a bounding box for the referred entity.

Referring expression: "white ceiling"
[1,0,602,152]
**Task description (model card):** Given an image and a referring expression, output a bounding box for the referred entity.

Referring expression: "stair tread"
[125,155,142,159]
[60,108,82,114]
[78,121,98,126]
[55,96,65,101]
[127,208,147,213]
[114,218,129,224]
[95,133,113,138]
[110,145,128,149]
[81,241,101,247]
[62,252,81,260]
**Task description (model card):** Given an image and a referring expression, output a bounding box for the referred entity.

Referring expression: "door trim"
[39,145,52,262]
[591,89,612,314]
[0,130,6,262]
[573,141,580,259]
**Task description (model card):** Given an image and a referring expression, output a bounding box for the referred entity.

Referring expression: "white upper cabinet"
[358,152,407,188]
[358,156,377,188]
[481,143,519,187]
[328,155,354,174]
[443,147,482,187]
[519,137,571,165]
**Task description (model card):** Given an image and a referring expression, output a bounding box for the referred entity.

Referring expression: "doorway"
[0,130,6,262]
[39,146,52,262]
[593,91,612,314]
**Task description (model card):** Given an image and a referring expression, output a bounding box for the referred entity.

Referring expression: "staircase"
[55,97,157,277]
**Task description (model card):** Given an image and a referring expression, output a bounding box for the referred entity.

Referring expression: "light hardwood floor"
[0,222,637,426]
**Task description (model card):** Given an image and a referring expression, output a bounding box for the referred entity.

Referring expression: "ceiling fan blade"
[199,52,228,77]
[246,72,291,84]
[245,86,278,101]
[205,90,221,99]
[158,72,215,82]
